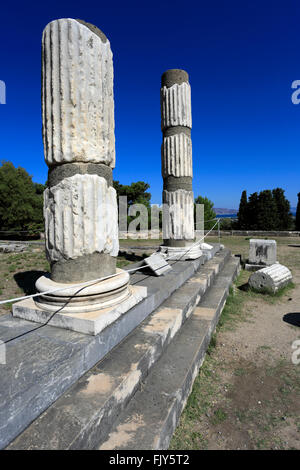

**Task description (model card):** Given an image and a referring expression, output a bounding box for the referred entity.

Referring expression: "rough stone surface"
[161,133,192,177]
[248,263,292,293]
[42,18,115,167]
[143,253,172,276]
[199,242,214,260]
[161,69,189,87]
[162,189,195,241]
[0,244,27,253]
[249,239,277,266]
[161,82,192,130]
[163,175,193,192]
[48,163,113,188]
[44,174,118,267]
[50,252,116,283]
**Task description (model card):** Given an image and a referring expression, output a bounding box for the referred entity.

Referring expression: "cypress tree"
[247,192,259,229]
[296,192,300,231]
[256,190,278,230]
[272,188,293,230]
[237,190,248,229]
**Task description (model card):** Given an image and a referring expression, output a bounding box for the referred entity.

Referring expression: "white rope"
[0,219,221,306]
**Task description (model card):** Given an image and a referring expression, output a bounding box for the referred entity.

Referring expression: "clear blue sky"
[0,0,299,209]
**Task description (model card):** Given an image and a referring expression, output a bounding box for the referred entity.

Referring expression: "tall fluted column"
[35,18,129,311]
[159,69,202,260]
[12,18,147,334]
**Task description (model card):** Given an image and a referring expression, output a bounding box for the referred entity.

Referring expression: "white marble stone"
[44,174,119,262]
[161,82,192,130]
[161,133,193,177]
[159,244,202,261]
[35,269,129,298]
[249,264,292,293]
[12,285,147,335]
[162,189,195,241]
[143,253,172,276]
[249,239,277,266]
[42,18,115,167]
[199,243,214,260]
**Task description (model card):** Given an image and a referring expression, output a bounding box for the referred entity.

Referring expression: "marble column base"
[158,244,202,260]
[12,269,147,335]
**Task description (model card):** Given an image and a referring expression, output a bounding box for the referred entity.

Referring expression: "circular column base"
[34,269,130,313]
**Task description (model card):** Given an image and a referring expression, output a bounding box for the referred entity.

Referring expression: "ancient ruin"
[159,69,202,260]
[249,263,292,293]
[0,19,241,451]
[12,18,146,334]
[245,238,277,271]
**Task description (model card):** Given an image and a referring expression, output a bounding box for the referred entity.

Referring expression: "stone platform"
[12,285,147,336]
[0,245,222,449]
[3,246,240,450]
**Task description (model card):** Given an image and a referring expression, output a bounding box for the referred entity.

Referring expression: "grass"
[210,408,228,425]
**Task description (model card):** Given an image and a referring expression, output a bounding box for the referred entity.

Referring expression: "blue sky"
[0,0,299,208]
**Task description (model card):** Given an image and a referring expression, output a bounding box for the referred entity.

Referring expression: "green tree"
[113,180,151,207]
[296,192,300,231]
[0,161,44,235]
[194,195,216,230]
[237,190,248,229]
[272,188,293,230]
[113,180,151,230]
[247,192,259,230]
[256,190,279,230]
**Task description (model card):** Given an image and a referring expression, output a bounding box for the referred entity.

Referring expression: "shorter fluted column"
[159,69,201,260]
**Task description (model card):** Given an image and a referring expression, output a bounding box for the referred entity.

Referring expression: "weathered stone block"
[42,18,115,167]
[44,174,119,262]
[249,239,277,266]
[162,189,195,241]
[161,133,193,177]
[161,82,192,130]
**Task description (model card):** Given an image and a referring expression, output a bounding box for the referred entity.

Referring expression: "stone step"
[0,245,219,450]
[98,256,240,450]
[7,249,232,450]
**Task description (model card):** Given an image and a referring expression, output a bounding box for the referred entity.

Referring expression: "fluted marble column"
[159,69,202,260]
[12,18,147,333]
[41,18,119,283]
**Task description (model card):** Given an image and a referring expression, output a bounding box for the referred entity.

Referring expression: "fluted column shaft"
[160,69,195,247]
[42,18,118,282]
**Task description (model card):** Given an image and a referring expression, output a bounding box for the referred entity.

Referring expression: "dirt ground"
[170,237,300,450]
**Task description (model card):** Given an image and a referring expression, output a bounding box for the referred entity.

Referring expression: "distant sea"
[217,214,237,219]
[216,211,296,219]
